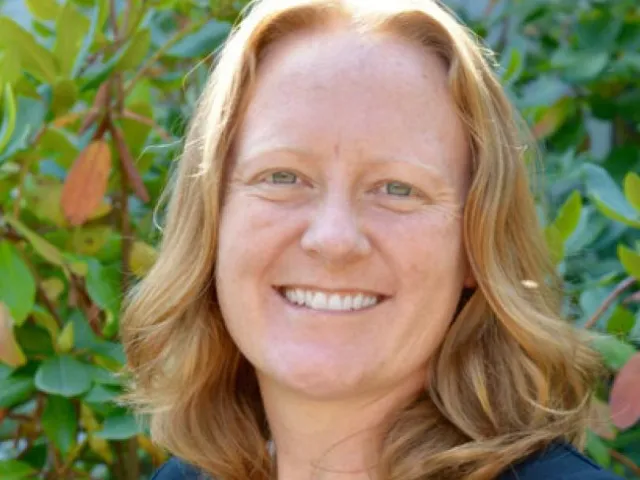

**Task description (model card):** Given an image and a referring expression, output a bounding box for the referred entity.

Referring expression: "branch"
[584,276,637,329]
[610,449,640,476]
[120,110,173,141]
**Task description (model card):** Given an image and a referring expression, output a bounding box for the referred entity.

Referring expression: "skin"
[216,25,474,479]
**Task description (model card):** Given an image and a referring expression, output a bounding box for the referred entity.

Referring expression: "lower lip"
[273,288,385,315]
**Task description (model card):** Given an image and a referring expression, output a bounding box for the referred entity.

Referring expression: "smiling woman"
[120,1,620,479]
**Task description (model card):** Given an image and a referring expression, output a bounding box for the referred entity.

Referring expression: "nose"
[300,194,371,265]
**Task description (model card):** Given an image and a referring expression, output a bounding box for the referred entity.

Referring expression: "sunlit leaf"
[0,459,36,479]
[607,306,636,336]
[55,1,90,76]
[129,241,158,278]
[57,322,74,354]
[32,305,61,341]
[116,28,151,72]
[554,190,582,241]
[0,83,17,154]
[0,18,58,83]
[4,215,66,268]
[25,0,60,20]
[624,171,640,213]
[51,79,79,117]
[618,245,640,281]
[583,163,640,228]
[0,241,35,325]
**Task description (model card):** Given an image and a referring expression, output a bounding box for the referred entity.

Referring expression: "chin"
[258,350,373,400]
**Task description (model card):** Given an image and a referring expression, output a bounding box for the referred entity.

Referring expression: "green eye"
[385,181,414,197]
[269,171,297,184]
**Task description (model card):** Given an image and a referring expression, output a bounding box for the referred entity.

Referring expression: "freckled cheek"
[367,212,464,277]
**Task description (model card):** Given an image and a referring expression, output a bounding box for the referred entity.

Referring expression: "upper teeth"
[283,288,379,311]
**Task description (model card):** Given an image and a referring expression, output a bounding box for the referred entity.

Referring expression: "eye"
[266,171,298,185]
[383,181,416,197]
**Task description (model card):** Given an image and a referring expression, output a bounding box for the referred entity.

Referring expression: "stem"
[120,110,173,141]
[610,449,640,476]
[583,276,636,329]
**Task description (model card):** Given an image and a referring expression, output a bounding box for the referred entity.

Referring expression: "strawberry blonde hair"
[121,1,601,478]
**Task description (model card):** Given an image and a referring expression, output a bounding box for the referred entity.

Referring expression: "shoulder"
[151,456,205,480]
[498,442,623,480]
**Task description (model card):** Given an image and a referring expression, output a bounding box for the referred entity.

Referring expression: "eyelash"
[262,171,424,199]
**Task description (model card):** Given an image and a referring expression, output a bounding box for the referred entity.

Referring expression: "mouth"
[274,286,388,313]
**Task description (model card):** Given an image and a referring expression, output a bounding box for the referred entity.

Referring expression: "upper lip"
[275,284,391,297]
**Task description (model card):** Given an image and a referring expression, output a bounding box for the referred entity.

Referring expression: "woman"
[121,0,622,479]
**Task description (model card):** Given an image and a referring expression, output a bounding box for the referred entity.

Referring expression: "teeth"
[281,288,379,312]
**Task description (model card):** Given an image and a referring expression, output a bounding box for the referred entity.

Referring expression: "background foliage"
[0,0,638,478]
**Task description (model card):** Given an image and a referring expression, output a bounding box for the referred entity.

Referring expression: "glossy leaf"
[57,322,74,354]
[606,306,636,336]
[35,355,92,397]
[85,259,121,315]
[116,28,151,72]
[4,215,65,268]
[25,0,60,20]
[166,19,231,58]
[0,240,36,325]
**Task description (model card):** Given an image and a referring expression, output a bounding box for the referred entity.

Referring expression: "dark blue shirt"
[151,442,623,479]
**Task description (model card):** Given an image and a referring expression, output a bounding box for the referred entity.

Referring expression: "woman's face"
[216,27,474,399]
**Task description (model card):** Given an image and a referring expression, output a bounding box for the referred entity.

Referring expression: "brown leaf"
[61,140,112,226]
[589,397,616,440]
[609,352,640,430]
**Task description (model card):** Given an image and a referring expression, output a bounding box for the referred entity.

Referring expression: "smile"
[276,287,385,312]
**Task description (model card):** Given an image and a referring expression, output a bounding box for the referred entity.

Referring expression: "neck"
[258,374,425,480]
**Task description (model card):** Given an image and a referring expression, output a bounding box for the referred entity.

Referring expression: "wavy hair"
[121,1,602,478]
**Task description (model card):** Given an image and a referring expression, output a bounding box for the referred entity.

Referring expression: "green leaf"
[618,245,640,281]
[5,215,66,268]
[116,28,151,72]
[0,459,36,480]
[591,334,637,371]
[96,413,140,440]
[551,49,609,82]
[586,430,611,468]
[583,163,640,228]
[84,384,119,403]
[624,172,640,212]
[80,45,130,92]
[0,18,58,84]
[0,241,36,325]
[89,365,121,386]
[0,49,21,85]
[71,0,108,78]
[0,375,35,408]
[86,259,121,315]
[554,190,582,241]
[35,355,92,397]
[25,0,61,20]
[500,47,523,84]
[32,306,61,341]
[607,306,636,336]
[0,83,17,154]
[0,96,47,162]
[166,19,231,58]
[42,395,77,455]
[544,224,564,264]
[57,322,74,353]
[51,79,79,117]
[55,1,90,77]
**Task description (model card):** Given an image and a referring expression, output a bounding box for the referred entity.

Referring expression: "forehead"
[234,26,469,187]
